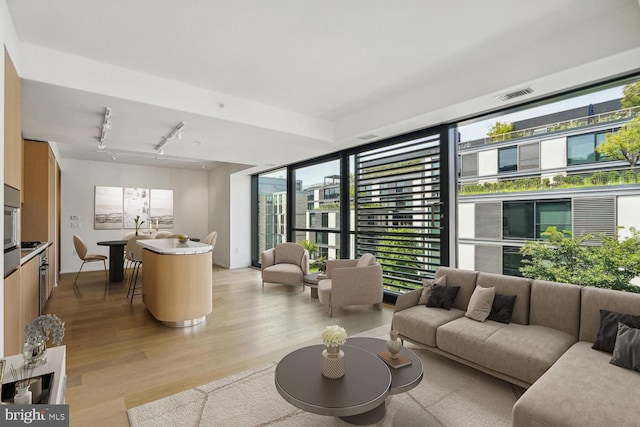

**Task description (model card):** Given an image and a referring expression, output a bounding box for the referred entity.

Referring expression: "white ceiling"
[6,0,640,173]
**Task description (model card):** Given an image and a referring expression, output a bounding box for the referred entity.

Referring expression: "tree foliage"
[376,228,422,289]
[621,81,640,109]
[596,115,640,168]
[519,227,640,293]
[487,121,515,142]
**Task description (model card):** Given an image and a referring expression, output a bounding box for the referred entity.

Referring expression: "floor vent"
[497,87,534,102]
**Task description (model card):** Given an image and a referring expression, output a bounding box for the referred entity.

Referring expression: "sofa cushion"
[513,341,640,427]
[437,317,576,385]
[592,309,640,353]
[274,243,304,266]
[465,286,495,322]
[610,323,640,372]
[476,272,532,325]
[435,267,478,311]
[418,276,446,305]
[530,279,581,339]
[487,294,516,324]
[426,284,460,310]
[392,305,464,347]
[580,286,640,343]
[263,263,303,285]
[356,253,376,267]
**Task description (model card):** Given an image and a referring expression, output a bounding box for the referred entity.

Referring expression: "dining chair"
[155,231,173,238]
[126,235,151,303]
[204,231,218,271]
[72,235,109,296]
[122,231,136,283]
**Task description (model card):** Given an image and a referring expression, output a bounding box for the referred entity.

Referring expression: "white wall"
[208,163,252,269]
[540,137,567,170]
[618,196,640,239]
[478,149,497,177]
[229,173,251,269]
[60,159,209,273]
[458,244,475,270]
[458,203,475,239]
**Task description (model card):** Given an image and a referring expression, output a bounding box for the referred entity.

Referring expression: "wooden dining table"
[97,240,128,282]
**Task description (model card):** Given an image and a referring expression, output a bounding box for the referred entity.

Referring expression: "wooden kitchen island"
[137,239,213,327]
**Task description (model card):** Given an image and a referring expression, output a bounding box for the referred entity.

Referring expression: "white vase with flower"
[321,325,347,379]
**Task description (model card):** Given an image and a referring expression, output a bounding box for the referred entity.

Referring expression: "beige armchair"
[261,243,309,290]
[317,253,383,317]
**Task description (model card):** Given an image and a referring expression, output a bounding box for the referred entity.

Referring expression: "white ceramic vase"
[321,345,345,379]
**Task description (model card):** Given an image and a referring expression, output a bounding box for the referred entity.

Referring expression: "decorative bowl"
[178,235,189,244]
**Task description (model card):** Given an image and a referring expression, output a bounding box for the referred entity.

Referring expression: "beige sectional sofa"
[391,266,640,427]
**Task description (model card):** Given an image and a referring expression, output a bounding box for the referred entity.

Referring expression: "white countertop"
[137,238,212,254]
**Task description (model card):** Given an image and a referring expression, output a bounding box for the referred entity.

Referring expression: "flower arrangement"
[322,325,347,348]
[134,215,145,236]
[24,314,65,346]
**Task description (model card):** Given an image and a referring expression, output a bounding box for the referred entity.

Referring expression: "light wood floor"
[46,267,394,426]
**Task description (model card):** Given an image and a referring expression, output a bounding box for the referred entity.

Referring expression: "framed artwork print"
[124,187,150,229]
[149,189,174,229]
[94,186,123,229]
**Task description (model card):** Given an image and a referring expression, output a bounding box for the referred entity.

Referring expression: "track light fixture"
[98,107,112,149]
[155,121,185,154]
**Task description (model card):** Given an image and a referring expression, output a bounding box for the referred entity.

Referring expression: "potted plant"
[23,314,65,367]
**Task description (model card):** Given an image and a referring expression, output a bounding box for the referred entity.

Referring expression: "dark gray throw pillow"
[592,310,640,353]
[487,294,517,324]
[610,323,640,372]
[426,284,460,310]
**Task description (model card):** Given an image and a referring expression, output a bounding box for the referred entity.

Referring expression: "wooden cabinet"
[4,49,22,190]
[20,256,39,333]
[3,270,21,355]
[22,140,60,303]
[22,141,51,242]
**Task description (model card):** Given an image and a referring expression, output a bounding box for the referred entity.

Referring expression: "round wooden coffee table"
[345,337,424,395]
[275,344,392,425]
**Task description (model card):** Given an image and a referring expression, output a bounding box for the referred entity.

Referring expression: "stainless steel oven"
[4,184,20,278]
[39,250,49,315]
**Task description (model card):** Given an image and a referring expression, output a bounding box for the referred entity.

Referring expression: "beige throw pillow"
[465,285,496,322]
[419,276,446,305]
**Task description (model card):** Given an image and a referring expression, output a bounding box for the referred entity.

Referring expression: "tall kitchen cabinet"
[4,49,23,355]
[4,49,22,191]
[22,140,60,301]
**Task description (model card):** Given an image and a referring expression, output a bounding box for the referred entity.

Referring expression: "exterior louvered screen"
[355,134,442,291]
[519,142,540,170]
[474,202,502,239]
[475,245,502,274]
[461,153,478,177]
[572,197,616,238]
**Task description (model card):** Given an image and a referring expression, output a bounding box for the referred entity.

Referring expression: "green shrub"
[520,227,640,293]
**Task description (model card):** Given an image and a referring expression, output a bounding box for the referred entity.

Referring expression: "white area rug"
[127,326,523,427]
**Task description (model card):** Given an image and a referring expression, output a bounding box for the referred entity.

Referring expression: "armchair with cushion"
[261,243,309,290]
[317,253,383,317]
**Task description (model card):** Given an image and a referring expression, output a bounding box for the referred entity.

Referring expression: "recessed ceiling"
[6,0,640,172]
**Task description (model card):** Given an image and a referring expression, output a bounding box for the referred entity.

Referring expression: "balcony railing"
[459,167,640,196]
[459,106,640,150]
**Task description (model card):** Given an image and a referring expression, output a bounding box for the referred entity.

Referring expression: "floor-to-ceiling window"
[457,75,640,276]
[254,168,287,264]
[253,73,640,288]
[252,128,450,295]
[292,159,342,271]
[353,132,446,292]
